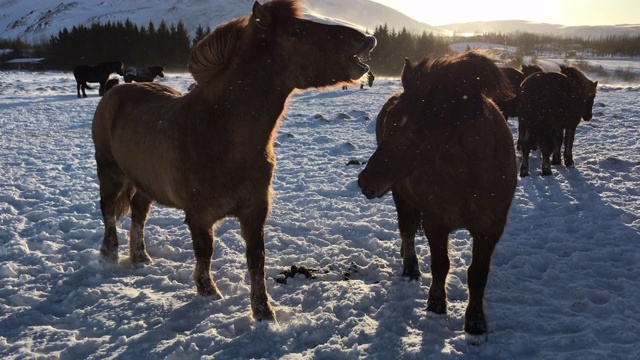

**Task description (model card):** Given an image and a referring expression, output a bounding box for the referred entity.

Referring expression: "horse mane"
[521,63,544,76]
[188,18,248,85]
[401,51,513,126]
[559,64,598,101]
[187,0,303,85]
[261,0,303,19]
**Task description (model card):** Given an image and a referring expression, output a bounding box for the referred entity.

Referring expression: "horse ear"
[252,1,271,28]
[401,58,414,88]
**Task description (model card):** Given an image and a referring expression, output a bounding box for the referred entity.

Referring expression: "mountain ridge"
[1,0,638,44]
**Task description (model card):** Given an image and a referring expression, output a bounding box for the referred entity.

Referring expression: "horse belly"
[403,133,515,229]
[109,114,184,208]
[113,144,183,208]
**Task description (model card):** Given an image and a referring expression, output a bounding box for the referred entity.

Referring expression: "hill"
[1,0,639,44]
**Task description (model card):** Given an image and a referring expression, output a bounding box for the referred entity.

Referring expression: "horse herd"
[86,0,597,339]
[73,62,164,98]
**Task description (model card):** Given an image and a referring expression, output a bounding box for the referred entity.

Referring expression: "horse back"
[398,99,516,229]
[92,83,186,206]
[73,65,90,82]
[520,72,578,127]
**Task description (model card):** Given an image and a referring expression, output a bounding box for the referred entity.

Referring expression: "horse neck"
[206,66,294,143]
[564,70,589,99]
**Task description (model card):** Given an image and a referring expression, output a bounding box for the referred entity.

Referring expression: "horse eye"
[291,28,302,38]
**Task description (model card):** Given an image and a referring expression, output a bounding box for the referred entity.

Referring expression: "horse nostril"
[361,188,376,199]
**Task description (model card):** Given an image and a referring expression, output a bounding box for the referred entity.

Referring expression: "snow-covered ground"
[0,63,639,359]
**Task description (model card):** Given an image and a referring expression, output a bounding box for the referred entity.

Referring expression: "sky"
[0,57,639,358]
[369,0,640,26]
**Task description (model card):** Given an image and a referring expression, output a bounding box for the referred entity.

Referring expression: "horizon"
[369,0,640,27]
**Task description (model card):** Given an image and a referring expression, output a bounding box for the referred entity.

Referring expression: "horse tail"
[113,184,135,220]
[93,90,133,220]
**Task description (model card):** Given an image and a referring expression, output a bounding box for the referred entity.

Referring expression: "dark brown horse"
[123,66,165,83]
[497,64,546,149]
[518,65,597,176]
[92,0,375,322]
[73,61,124,98]
[521,63,544,77]
[358,51,517,337]
[496,66,525,120]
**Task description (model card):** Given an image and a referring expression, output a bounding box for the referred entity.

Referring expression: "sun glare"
[371,0,640,27]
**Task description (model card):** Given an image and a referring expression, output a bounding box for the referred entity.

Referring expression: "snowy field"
[0,64,639,359]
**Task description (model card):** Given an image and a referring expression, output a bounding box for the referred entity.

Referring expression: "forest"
[1,20,639,75]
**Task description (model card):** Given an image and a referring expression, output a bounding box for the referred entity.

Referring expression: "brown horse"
[358,51,517,337]
[92,0,375,322]
[518,65,597,176]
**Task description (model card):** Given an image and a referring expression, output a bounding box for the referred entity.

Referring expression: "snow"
[0,61,639,359]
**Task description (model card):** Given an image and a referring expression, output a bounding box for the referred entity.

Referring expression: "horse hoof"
[254,309,276,323]
[465,331,489,345]
[131,251,152,264]
[464,314,488,336]
[541,169,552,176]
[402,268,421,280]
[99,247,118,263]
[199,283,222,298]
[427,299,447,314]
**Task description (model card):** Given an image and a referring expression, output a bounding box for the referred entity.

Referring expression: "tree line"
[368,25,640,76]
[46,19,197,70]
[1,21,639,74]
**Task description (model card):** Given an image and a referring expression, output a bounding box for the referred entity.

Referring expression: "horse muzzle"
[348,36,376,79]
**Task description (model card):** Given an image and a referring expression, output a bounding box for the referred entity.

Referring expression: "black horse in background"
[73,61,124,98]
[123,66,165,83]
[519,65,597,177]
[104,78,119,94]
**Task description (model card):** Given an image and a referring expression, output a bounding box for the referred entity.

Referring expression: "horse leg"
[238,204,276,322]
[465,228,502,335]
[563,126,577,168]
[96,164,127,263]
[99,81,105,96]
[185,212,222,299]
[81,83,88,98]
[424,224,450,314]
[392,190,420,279]
[77,83,82,98]
[539,135,554,176]
[129,191,153,264]
[519,129,531,177]
[551,128,563,165]
[516,118,524,150]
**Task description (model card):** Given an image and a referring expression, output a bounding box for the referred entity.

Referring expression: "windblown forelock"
[263,0,303,20]
[188,17,248,85]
